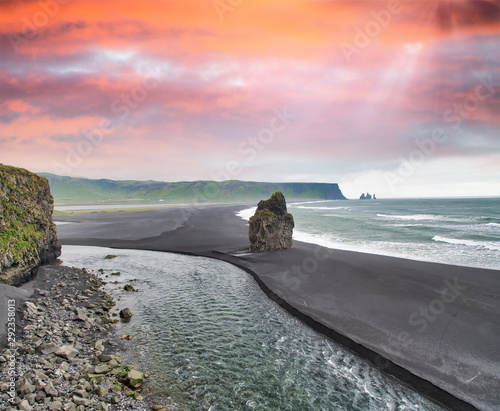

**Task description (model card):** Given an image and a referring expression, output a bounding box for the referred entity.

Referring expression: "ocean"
[238,197,500,270]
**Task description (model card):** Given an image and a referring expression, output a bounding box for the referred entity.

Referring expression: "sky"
[1,0,499,199]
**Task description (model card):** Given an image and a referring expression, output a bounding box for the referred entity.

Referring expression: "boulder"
[38,343,58,355]
[55,344,79,360]
[18,380,35,395]
[127,369,144,388]
[75,307,88,322]
[119,308,133,319]
[249,192,294,252]
[95,364,112,374]
[43,381,59,397]
[72,395,91,406]
[18,400,33,411]
[49,401,63,410]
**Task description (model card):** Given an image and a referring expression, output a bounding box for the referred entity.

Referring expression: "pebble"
[0,266,163,411]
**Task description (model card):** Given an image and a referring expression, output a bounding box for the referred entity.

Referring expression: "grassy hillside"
[40,174,347,205]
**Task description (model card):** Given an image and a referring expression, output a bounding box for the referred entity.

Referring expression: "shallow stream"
[61,245,444,411]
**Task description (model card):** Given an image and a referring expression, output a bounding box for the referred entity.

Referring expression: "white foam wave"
[288,200,331,206]
[292,231,500,269]
[292,230,440,264]
[432,236,500,251]
[377,214,441,221]
[292,230,340,249]
[292,230,405,256]
[388,223,426,228]
[237,205,349,218]
[236,207,257,221]
[486,222,500,228]
[295,206,350,211]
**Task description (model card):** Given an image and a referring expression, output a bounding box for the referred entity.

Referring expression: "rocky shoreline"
[0,264,170,411]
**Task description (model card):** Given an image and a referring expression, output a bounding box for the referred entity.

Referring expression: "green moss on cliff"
[0,165,61,285]
[0,224,44,265]
[1,165,35,177]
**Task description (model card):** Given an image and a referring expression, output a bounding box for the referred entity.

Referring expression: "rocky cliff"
[0,165,61,286]
[249,192,294,252]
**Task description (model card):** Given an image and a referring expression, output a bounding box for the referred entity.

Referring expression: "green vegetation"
[0,164,36,178]
[0,165,52,266]
[40,173,347,205]
[256,209,275,218]
[0,224,44,265]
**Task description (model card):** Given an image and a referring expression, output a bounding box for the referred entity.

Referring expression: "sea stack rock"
[0,165,62,285]
[249,191,294,252]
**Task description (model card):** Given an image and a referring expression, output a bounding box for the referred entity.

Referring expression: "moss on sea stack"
[0,165,61,285]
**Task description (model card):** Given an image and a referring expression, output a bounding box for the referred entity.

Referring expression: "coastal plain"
[54,204,500,411]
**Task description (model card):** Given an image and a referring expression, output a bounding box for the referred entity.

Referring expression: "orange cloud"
[1,0,498,185]
[0,99,39,115]
[2,0,497,59]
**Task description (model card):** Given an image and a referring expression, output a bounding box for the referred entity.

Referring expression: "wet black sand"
[54,204,500,411]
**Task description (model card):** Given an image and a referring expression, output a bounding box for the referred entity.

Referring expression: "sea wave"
[237,205,350,217]
[236,207,257,221]
[377,214,442,221]
[292,230,340,249]
[377,214,477,223]
[479,216,500,222]
[387,223,427,228]
[294,206,350,211]
[292,230,412,260]
[432,236,500,251]
[486,222,500,228]
[288,200,331,206]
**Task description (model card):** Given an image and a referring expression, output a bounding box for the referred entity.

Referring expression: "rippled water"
[61,245,444,411]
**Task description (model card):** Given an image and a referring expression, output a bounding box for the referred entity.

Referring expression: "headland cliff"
[0,165,61,286]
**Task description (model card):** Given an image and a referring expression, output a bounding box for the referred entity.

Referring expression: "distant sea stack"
[360,193,375,200]
[0,165,61,286]
[249,192,294,253]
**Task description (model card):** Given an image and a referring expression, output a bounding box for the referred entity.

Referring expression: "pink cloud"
[0,0,498,187]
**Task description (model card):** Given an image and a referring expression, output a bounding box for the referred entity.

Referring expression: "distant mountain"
[40,173,347,205]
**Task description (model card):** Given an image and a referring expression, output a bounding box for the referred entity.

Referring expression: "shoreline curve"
[54,204,500,411]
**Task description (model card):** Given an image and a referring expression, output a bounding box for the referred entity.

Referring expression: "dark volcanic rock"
[0,165,62,285]
[119,308,133,318]
[249,192,294,253]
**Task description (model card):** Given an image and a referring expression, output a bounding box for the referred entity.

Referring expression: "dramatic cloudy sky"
[1,0,499,198]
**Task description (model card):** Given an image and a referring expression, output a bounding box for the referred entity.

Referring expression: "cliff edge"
[0,165,61,286]
[249,192,294,252]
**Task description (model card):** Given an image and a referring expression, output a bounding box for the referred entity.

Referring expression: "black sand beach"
[54,204,500,411]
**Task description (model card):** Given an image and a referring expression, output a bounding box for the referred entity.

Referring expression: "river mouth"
[61,245,444,411]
